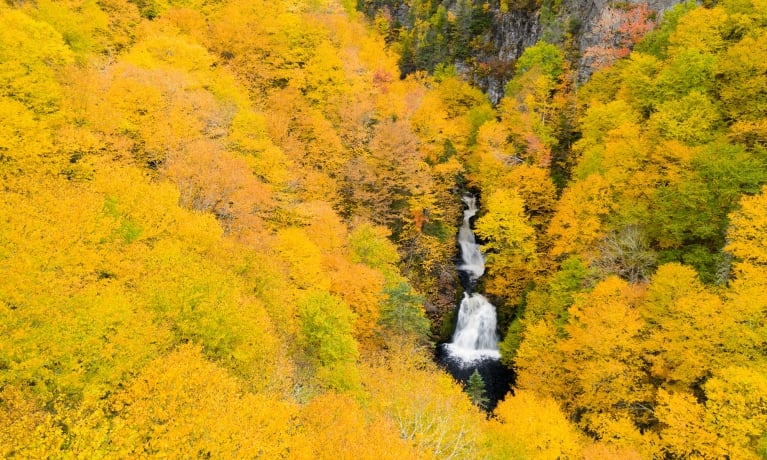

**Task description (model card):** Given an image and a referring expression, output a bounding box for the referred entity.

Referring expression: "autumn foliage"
[2,0,767,458]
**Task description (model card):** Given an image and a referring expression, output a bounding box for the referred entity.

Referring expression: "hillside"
[1,0,767,458]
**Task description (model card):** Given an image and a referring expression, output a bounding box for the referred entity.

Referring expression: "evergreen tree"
[465,369,489,410]
[379,282,431,343]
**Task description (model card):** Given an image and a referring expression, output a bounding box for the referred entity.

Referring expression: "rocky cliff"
[361,0,686,102]
[478,0,685,101]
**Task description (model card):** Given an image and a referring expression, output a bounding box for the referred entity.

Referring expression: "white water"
[457,195,485,279]
[446,195,500,363]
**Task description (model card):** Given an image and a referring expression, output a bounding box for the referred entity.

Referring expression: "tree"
[299,392,421,459]
[654,388,719,458]
[666,5,729,56]
[227,108,290,188]
[640,263,729,387]
[349,118,431,227]
[650,142,766,282]
[298,291,359,368]
[475,189,537,256]
[379,282,430,344]
[718,30,767,125]
[571,100,640,176]
[363,352,486,459]
[506,164,558,232]
[649,90,720,145]
[324,254,386,349]
[514,41,565,81]
[703,366,767,459]
[0,385,64,457]
[274,227,331,290]
[557,277,653,438]
[592,224,656,283]
[486,390,585,459]
[547,173,614,260]
[654,49,716,100]
[0,8,74,113]
[724,186,767,360]
[514,318,570,402]
[503,256,592,366]
[348,222,400,272]
[165,139,273,232]
[584,3,656,71]
[465,369,489,410]
[727,185,767,267]
[501,49,567,168]
[0,97,53,178]
[30,0,111,58]
[633,1,697,58]
[474,188,538,309]
[451,0,474,60]
[109,345,301,458]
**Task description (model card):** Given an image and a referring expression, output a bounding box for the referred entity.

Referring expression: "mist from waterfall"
[445,195,500,363]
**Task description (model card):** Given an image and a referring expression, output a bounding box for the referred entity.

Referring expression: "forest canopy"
[1,0,767,458]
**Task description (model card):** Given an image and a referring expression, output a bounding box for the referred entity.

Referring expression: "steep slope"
[361,0,685,100]
[0,0,490,456]
[3,0,767,458]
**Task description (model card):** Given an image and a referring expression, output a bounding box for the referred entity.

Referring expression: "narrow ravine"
[444,195,500,362]
[436,194,514,410]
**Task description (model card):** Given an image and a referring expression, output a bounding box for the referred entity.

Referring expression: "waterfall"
[457,195,484,280]
[445,195,500,363]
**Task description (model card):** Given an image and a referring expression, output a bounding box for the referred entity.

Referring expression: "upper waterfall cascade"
[445,195,500,363]
[457,195,485,280]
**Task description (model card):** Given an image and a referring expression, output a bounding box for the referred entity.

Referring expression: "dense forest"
[2,0,767,457]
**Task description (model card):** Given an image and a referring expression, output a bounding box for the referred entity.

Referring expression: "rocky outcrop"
[367,0,686,102]
[475,0,684,102]
[483,8,542,102]
[563,0,683,79]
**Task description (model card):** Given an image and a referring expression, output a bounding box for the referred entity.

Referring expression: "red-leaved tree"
[585,3,655,70]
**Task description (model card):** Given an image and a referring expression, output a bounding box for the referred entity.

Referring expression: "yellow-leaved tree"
[485,390,585,459]
[474,188,537,310]
[109,345,303,458]
[725,185,767,359]
[640,263,730,388]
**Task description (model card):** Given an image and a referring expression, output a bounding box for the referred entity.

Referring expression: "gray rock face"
[562,0,682,81]
[487,9,541,101]
[477,0,684,102]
